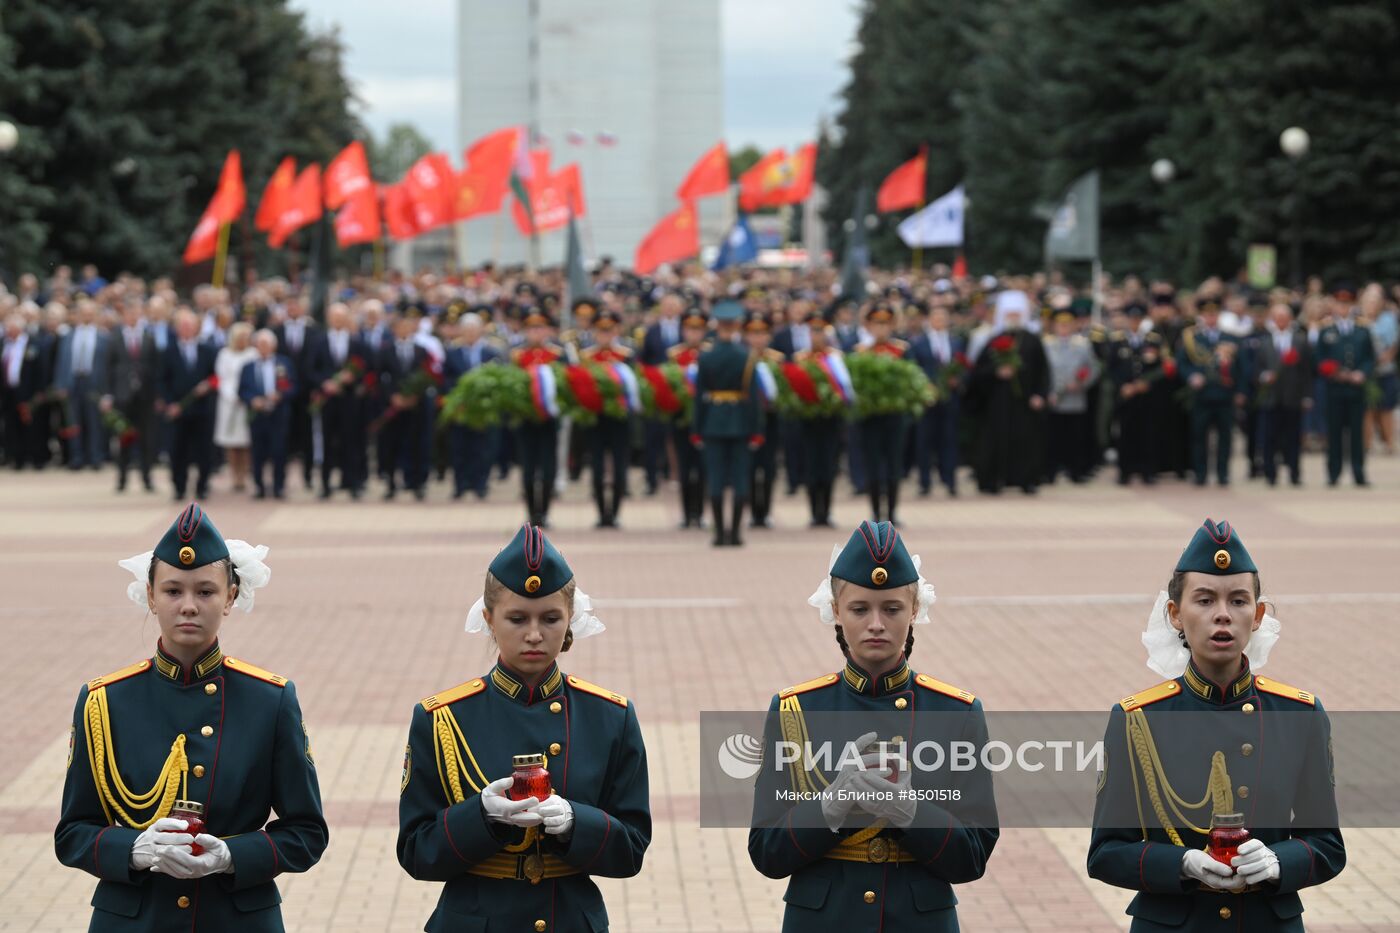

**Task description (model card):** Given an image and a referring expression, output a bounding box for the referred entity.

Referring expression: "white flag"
[897,184,964,248]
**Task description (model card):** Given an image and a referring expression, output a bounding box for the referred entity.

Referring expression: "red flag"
[325,141,372,210]
[676,142,730,201]
[876,145,927,213]
[952,253,968,279]
[383,183,421,240]
[512,162,584,235]
[634,202,698,275]
[404,152,456,232]
[182,150,246,264]
[453,127,519,219]
[739,144,816,211]
[268,164,322,249]
[255,156,296,232]
[335,187,381,247]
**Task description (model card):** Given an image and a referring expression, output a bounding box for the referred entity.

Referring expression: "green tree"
[370,123,433,182]
[0,8,52,277]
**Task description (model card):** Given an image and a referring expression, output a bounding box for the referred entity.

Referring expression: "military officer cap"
[155,503,229,570]
[594,308,623,330]
[831,520,919,589]
[1330,281,1357,301]
[712,300,744,323]
[865,302,896,324]
[470,303,493,318]
[1197,297,1223,314]
[1175,518,1257,575]
[1070,297,1094,318]
[516,282,540,298]
[1151,290,1176,306]
[444,300,468,324]
[1123,301,1146,318]
[681,307,709,329]
[744,311,773,333]
[489,524,573,597]
[522,309,555,328]
[572,297,599,320]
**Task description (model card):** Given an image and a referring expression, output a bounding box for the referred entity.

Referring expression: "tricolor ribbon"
[608,362,642,413]
[530,364,559,419]
[755,360,778,404]
[684,362,698,395]
[821,351,855,404]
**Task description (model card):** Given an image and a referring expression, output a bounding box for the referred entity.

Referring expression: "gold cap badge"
[1214,549,1231,570]
[179,546,196,566]
[524,574,542,594]
[871,567,889,586]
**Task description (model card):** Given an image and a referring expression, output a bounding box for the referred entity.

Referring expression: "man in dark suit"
[771,298,817,495]
[1,313,41,469]
[639,292,684,494]
[54,299,111,469]
[159,308,217,500]
[378,311,431,500]
[907,303,967,496]
[443,310,501,499]
[274,296,320,489]
[1316,284,1375,487]
[238,330,296,499]
[1254,303,1313,486]
[101,298,160,491]
[307,302,371,499]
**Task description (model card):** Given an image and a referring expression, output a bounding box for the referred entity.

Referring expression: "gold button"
[177,896,191,909]
[193,765,206,778]
[549,702,562,714]
[863,890,876,904]
[1238,785,1249,799]
[204,683,217,695]
[535,922,546,932]
[549,743,562,756]
[1242,703,1255,715]
[1219,907,1231,919]
[201,726,214,737]
[1241,743,1254,757]
[894,698,908,710]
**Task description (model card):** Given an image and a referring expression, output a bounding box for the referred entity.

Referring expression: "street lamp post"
[1151,158,1175,279]
[0,122,17,283]
[1280,127,1310,286]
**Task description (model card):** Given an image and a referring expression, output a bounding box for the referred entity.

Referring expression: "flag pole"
[373,237,385,281]
[211,222,231,287]
[492,210,504,263]
[911,195,925,273]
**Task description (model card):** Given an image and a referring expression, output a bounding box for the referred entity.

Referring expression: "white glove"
[1231,838,1281,886]
[820,731,878,832]
[481,776,544,827]
[1181,848,1245,891]
[532,794,575,836]
[847,755,917,829]
[130,818,193,871]
[151,834,233,879]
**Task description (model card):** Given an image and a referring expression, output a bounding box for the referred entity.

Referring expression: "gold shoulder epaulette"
[779,672,839,699]
[890,338,909,350]
[567,675,628,707]
[510,347,524,364]
[1255,676,1316,706]
[1120,680,1181,711]
[224,657,289,687]
[666,345,685,361]
[579,345,598,360]
[421,677,486,712]
[87,659,151,692]
[764,348,784,363]
[616,345,634,359]
[915,674,975,704]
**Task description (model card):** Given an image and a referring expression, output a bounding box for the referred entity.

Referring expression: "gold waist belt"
[464,852,581,884]
[705,390,743,403]
[824,835,917,865]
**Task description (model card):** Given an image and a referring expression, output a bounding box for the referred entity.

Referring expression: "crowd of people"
[1,261,1395,526]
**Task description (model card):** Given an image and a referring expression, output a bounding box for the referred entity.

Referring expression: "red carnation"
[1319,359,1341,379]
[363,372,378,391]
[1281,348,1300,367]
[954,352,971,368]
[276,377,292,393]
[206,375,220,391]
[990,335,1015,353]
[1075,366,1090,384]
[1162,358,1178,378]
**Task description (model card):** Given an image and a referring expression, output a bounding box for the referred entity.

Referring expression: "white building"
[455,0,724,268]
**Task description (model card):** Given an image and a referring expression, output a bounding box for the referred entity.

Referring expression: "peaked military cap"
[594,308,623,330]
[155,503,228,570]
[489,524,573,597]
[744,311,772,332]
[1175,518,1257,575]
[711,300,744,323]
[681,307,709,329]
[831,520,919,589]
[572,297,599,319]
[866,302,896,324]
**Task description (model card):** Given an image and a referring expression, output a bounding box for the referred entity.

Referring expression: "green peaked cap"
[831,520,919,589]
[1175,518,1257,575]
[711,300,744,322]
[154,503,229,570]
[489,524,573,597]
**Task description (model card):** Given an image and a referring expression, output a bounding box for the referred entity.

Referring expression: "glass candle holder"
[509,753,553,802]
[1208,812,1251,868]
[168,799,206,856]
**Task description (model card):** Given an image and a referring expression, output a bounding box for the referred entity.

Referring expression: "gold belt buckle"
[867,837,890,863]
[522,853,544,884]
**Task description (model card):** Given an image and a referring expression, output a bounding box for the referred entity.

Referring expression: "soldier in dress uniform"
[691,300,764,547]
[742,311,785,530]
[580,309,634,529]
[398,524,650,933]
[852,303,910,524]
[512,311,566,526]
[1239,295,1272,480]
[1108,308,1168,486]
[1089,519,1345,931]
[1315,283,1375,487]
[749,520,999,932]
[57,504,327,932]
[1177,299,1245,487]
[669,307,710,530]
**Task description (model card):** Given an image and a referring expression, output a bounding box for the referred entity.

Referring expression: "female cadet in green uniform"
[398,524,651,933]
[749,520,999,932]
[1089,519,1345,931]
[56,503,327,932]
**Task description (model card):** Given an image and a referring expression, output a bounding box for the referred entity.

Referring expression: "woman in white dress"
[214,322,257,491]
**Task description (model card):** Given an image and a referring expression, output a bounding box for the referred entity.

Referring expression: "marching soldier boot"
[711,495,727,547]
[729,494,745,547]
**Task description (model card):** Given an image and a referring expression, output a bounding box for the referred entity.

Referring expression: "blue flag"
[712,214,759,270]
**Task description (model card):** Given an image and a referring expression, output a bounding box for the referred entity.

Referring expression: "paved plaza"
[2,453,1399,932]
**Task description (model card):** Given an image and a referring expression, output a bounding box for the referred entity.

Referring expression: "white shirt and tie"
[124,326,143,359]
[72,325,96,376]
[462,341,483,370]
[4,334,27,388]
[791,323,811,353]
[661,318,679,347]
[329,329,349,367]
[928,329,952,364]
[285,318,305,355]
[397,340,415,370]
[1274,330,1292,356]
[261,357,277,397]
[180,339,198,370]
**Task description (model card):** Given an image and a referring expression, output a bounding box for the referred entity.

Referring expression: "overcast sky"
[292,0,858,154]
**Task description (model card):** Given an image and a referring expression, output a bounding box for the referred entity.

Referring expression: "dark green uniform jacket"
[56,642,328,932]
[398,661,650,932]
